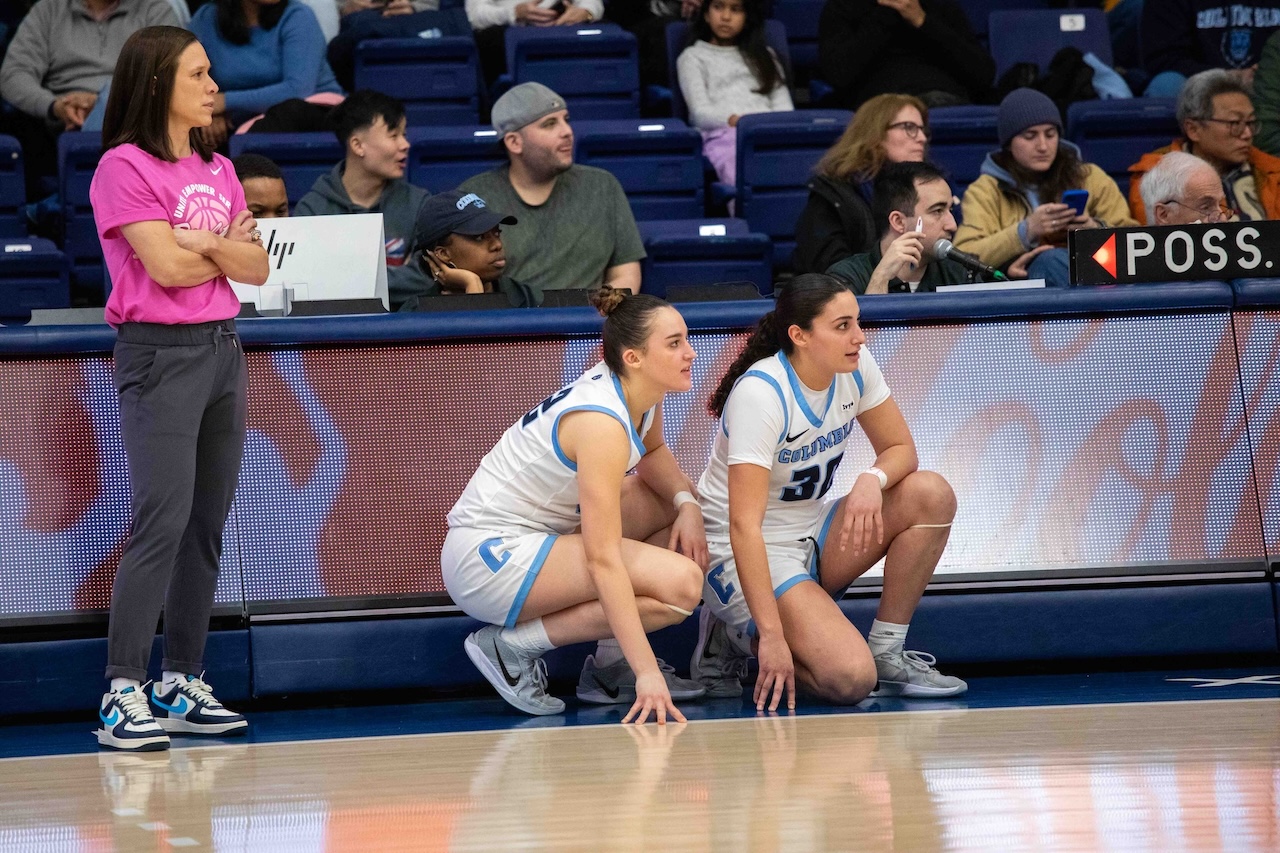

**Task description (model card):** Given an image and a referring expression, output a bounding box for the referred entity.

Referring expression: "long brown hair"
[991,140,1087,206]
[708,274,851,417]
[102,26,215,163]
[815,94,928,182]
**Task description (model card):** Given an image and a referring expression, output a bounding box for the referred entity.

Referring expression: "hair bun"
[589,285,628,317]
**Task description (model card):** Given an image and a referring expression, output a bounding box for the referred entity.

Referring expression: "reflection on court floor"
[2,697,1279,852]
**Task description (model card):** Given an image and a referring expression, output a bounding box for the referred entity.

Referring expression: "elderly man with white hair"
[1139,150,1232,226]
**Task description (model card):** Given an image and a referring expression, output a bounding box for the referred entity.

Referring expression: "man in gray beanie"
[458,82,645,296]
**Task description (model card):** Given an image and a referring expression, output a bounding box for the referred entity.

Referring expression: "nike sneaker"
[464,625,566,716]
[96,685,170,751]
[149,674,248,736]
[575,654,707,704]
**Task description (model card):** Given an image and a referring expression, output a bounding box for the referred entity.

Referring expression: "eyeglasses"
[1198,116,1260,137]
[887,121,930,141]
[1160,197,1235,222]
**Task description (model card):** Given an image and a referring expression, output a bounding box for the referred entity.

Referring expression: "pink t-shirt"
[92,144,247,327]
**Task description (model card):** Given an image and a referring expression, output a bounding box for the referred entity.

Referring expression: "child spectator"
[676,0,792,187]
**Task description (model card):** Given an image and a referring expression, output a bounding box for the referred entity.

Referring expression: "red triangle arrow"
[1091,234,1117,278]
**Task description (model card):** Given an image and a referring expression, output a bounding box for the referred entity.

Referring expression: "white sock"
[500,619,555,655]
[593,638,624,667]
[867,619,909,658]
[109,677,140,694]
[162,671,189,691]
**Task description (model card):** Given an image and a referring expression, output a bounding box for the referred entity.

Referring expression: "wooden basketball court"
[3,697,1278,851]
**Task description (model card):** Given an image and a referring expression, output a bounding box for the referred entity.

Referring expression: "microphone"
[932,239,1007,281]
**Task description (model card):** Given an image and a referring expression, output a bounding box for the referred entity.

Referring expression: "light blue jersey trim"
[739,369,789,442]
[779,351,834,427]
[773,574,814,600]
[504,534,558,628]
[853,368,864,396]
[810,501,843,584]
[552,405,632,470]
[609,373,648,456]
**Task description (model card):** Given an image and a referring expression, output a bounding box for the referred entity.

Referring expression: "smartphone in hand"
[1061,189,1089,216]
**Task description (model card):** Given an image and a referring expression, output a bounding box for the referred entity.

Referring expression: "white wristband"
[863,467,888,490]
[673,490,699,511]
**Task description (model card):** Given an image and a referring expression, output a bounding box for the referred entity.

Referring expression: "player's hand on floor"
[623,670,686,725]
[754,634,796,712]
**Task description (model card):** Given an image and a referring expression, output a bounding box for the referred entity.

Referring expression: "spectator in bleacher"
[294,89,433,310]
[676,0,792,188]
[1138,150,1231,226]
[956,88,1135,287]
[0,0,178,199]
[825,161,968,294]
[459,82,646,296]
[606,0,697,88]
[1128,69,1280,224]
[1246,29,1280,156]
[233,153,291,219]
[467,0,603,87]
[1141,0,1280,98]
[404,187,539,307]
[817,0,994,110]
[792,94,928,275]
[189,0,343,148]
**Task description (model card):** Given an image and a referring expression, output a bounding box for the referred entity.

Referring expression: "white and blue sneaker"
[97,686,170,751]
[149,674,248,736]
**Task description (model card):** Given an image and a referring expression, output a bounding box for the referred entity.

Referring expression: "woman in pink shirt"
[90,26,269,752]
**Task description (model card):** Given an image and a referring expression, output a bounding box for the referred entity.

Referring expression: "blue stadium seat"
[929,105,1000,198]
[354,36,483,127]
[637,218,773,297]
[0,237,70,321]
[406,126,506,192]
[504,25,640,119]
[961,0,1051,47]
[769,0,821,84]
[228,133,344,208]
[665,20,792,123]
[733,109,850,269]
[989,8,1112,77]
[573,119,704,220]
[1066,98,1179,197]
[57,132,105,292]
[0,135,25,237]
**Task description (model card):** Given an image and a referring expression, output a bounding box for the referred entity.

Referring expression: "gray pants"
[105,320,247,683]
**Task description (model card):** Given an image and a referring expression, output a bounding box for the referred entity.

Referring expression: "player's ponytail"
[591,285,672,375]
[708,274,853,417]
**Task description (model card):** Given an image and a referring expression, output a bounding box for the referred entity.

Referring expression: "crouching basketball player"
[443,287,708,723]
[691,273,965,711]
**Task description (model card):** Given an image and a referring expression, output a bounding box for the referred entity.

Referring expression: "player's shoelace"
[530,657,551,691]
[900,651,939,672]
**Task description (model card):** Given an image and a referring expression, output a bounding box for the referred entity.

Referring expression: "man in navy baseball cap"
[408,189,537,307]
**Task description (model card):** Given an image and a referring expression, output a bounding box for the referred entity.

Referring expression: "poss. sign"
[1070,221,1280,285]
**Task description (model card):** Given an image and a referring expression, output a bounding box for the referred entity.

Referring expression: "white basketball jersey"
[698,348,891,543]
[449,362,655,535]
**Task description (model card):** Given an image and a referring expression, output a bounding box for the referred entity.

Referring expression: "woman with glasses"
[1129,68,1280,224]
[793,94,929,275]
[954,88,1136,287]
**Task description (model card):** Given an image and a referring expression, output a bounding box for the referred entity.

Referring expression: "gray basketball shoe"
[871,649,968,698]
[575,654,707,704]
[464,625,566,716]
[689,606,751,699]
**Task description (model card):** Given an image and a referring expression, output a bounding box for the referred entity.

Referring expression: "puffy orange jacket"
[1128,139,1280,223]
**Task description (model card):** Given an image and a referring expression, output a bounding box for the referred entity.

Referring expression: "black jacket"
[792,174,877,275]
[1142,0,1280,78]
[817,0,995,109]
